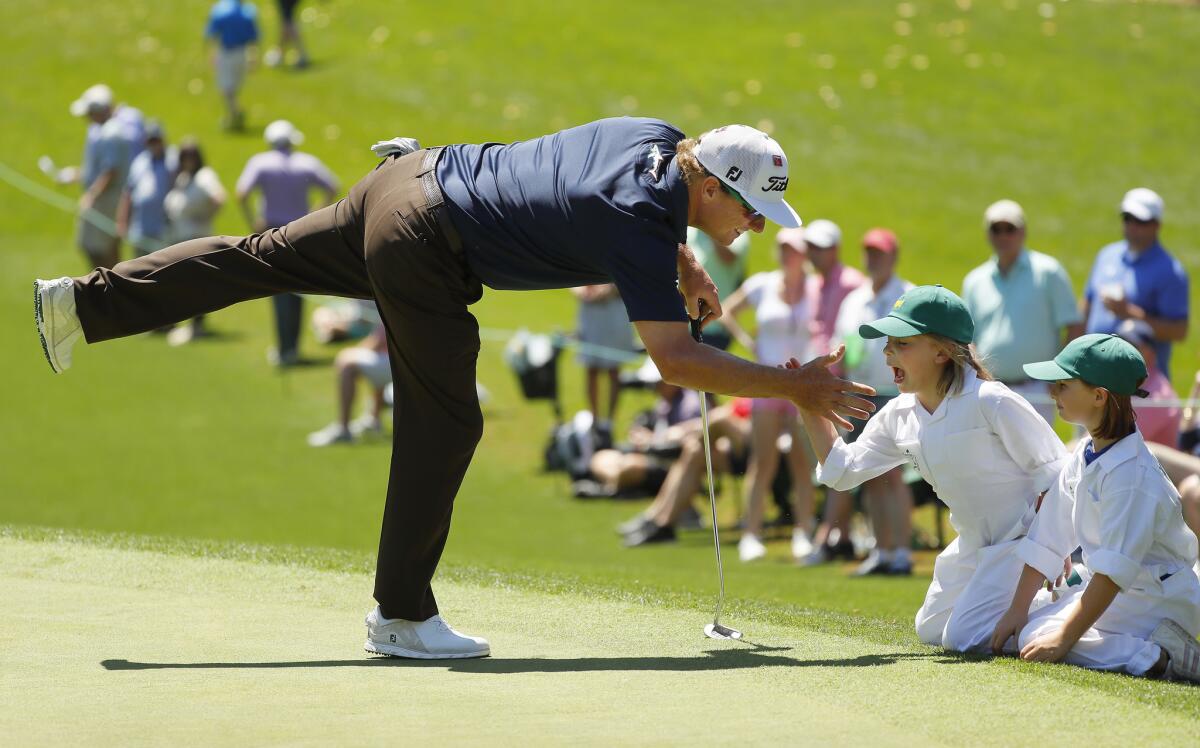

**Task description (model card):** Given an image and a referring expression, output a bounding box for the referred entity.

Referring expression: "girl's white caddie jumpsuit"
[1016,430,1200,674]
[817,368,1068,651]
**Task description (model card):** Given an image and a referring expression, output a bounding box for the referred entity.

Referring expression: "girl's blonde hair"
[675,138,707,185]
[928,334,993,397]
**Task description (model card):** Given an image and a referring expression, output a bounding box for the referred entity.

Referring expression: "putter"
[690,308,743,641]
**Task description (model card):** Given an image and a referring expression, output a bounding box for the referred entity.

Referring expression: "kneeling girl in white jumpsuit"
[989,334,1200,681]
[795,285,1069,652]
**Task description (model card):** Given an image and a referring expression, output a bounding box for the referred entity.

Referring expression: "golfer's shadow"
[102,642,961,673]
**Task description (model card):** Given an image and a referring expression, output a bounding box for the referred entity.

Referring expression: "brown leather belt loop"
[415,147,464,256]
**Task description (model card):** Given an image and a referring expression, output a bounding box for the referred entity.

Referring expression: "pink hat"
[863,228,898,253]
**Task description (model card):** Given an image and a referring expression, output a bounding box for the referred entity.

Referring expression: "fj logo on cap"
[725,166,743,182]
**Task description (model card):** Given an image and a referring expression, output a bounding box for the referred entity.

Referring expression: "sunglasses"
[713,177,762,219]
[1121,212,1154,225]
[988,223,1019,235]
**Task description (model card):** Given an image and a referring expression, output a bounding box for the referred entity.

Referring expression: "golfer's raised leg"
[35,201,372,371]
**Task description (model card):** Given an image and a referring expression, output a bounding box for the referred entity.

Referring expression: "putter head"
[704,622,743,640]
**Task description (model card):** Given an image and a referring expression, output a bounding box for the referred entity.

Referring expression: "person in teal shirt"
[689,225,750,351]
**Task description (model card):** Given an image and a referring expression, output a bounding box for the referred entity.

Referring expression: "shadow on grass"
[102,644,962,674]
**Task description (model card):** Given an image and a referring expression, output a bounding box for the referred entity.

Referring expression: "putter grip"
[690,301,706,343]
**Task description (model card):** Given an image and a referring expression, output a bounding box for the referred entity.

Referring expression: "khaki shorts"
[77,190,121,259]
[341,347,392,390]
[216,47,247,95]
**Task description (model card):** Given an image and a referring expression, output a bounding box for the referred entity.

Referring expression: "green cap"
[1022,333,1150,397]
[858,285,974,344]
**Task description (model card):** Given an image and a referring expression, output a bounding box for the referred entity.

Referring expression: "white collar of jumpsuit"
[1082,429,1143,477]
[893,366,981,422]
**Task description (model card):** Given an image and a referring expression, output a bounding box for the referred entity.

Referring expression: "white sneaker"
[166,323,195,347]
[349,414,384,437]
[364,606,490,659]
[791,527,815,560]
[1152,618,1200,682]
[35,278,83,374]
[307,422,354,447]
[738,533,767,563]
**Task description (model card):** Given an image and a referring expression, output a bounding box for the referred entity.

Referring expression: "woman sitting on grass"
[989,335,1200,682]
[793,285,1069,652]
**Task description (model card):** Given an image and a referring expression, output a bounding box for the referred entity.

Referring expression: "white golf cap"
[803,219,841,249]
[264,119,304,148]
[694,125,801,228]
[70,84,114,117]
[1120,187,1163,222]
[984,199,1025,229]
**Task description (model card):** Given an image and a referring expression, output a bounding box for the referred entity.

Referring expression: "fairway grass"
[3,532,1199,746]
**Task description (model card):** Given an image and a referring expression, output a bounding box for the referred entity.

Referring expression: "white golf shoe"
[307,422,354,447]
[738,533,767,563]
[364,606,490,659]
[791,527,815,561]
[34,277,83,374]
[1152,618,1200,682]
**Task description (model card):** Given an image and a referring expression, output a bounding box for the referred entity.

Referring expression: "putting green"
[1,535,1195,746]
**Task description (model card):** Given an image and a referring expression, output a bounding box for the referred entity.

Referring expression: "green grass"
[4,534,1200,745]
[2,0,1200,740]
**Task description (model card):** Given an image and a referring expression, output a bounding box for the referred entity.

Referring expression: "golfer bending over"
[35,118,875,659]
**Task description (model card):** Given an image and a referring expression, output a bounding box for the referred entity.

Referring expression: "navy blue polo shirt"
[436,117,690,322]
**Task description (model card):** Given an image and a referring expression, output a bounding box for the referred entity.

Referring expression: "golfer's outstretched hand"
[677,243,722,323]
[783,346,876,430]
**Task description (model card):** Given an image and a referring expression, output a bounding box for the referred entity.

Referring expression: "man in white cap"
[803,219,865,358]
[35,118,875,658]
[67,84,144,268]
[1081,188,1188,378]
[236,120,338,365]
[962,199,1082,423]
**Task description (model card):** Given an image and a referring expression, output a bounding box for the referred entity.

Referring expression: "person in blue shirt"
[1081,188,1189,378]
[206,0,260,130]
[36,118,876,658]
[117,121,177,257]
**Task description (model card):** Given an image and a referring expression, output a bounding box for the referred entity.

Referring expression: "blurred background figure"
[163,138,227,345]
[264,0,309,69]
[311,298,382,345]
[688,226,750,351]
[720,228,817,563]
[236,120,337,365]
[803,218,865,562]
[69,84,143,269]
[572,283,633,447]
[117,120,176,258]
[206,0,260,130]
[308,324,390,447]
[962,199,1082,423]
[1082,188,1189,378]
[833,228,915,575]
[1114,319,1180,448]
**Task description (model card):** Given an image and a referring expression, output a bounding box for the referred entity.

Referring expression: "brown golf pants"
[73,148,484,621]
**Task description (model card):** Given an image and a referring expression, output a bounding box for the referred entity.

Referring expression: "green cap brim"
[859,316,924,340]
[1023,360,1074,383]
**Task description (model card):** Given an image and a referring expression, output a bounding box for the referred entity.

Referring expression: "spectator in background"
[163,138,227,346]
[689,226,750,351]
[237,120,337,365]
[308,324,390,446]
[1083,188,1189,378]
[572,283,634,447]
[1114,319,1181,448]
[206,0,260,131]
[832,228,915,575]
[118,121,176,258]
[70,84,142,269]
[720,228,818,563]
[264,0,309,69]
[962,199,1082,423]
[804,218,866,561]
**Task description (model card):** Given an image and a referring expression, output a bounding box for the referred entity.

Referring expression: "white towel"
[369,137,422,158]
